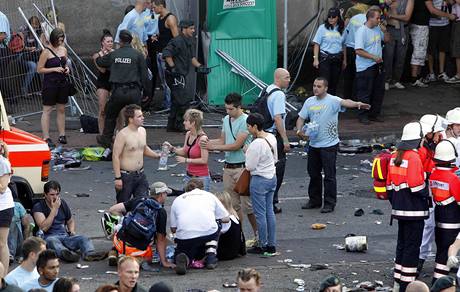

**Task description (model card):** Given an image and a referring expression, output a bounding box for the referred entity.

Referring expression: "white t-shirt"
[5,265,39,287]
[20,278,57,292]
[170,189,229,240]
[0,156,13,211]
[245,134,278,179]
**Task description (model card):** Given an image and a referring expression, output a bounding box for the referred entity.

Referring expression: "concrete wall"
[1,0,337,57]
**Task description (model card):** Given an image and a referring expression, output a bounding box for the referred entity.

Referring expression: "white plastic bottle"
[158,144,169,170]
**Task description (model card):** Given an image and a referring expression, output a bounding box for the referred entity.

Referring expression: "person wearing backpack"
[263,68,291,214]
[296,77,370,213]
[107,181,175,269]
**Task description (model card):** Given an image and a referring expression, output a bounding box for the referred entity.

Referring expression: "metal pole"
[18,7,45,50]
[283,0,288,69]
[50,0,58,27]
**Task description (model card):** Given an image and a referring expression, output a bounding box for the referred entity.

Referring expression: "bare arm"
[355,48,383,63]
[425,0,455,19]
[341,99,371,109]
[66,217,76,235]
[313,43,320,68]
[191,57,201,68]
[209,132,248,151]
[166,16,179,37]
[187,136,209,164]
[448,239,460,257]
[389,0,414,22]
[206,132,225,150]
[165,56,175,68]
[109,202,127,216]
[37,50,60,74]
[144,145,160,159]
[34,210,58,232]
[274,115,289,146]
[0,174,10,193]
[155,234,175,268]
[112,133,126,178]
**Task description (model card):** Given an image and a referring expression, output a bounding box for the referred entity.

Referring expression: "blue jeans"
[250,175,277,247]
[184,175,211,192]
[156,53,171,109]
[8,222,22,258]
[45,234,95,258]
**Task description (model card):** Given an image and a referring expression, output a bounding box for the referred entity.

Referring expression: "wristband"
[114,177,121,180]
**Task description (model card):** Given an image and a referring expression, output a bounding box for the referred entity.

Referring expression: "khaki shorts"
[223,167,253,214]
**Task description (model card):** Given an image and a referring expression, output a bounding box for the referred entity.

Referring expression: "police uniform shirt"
[343,13,367,48]
[313,24,344,54]
[96,45,151,96]
[354,24,384,72]
[162,34,196,76]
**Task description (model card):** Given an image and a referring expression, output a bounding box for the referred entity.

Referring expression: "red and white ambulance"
[0,92,51,209]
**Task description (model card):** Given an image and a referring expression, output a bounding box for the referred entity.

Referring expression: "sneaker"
[84,251,108,261]
[273,205,282,214]
[412,79,428,88]
[205,254,218,270]
[108,250,118,266]
[58,135,67,144]
[393,82,405,89]
[175,253,189,275]
[423,73,437,83]
[61,249,80,262]
[438,72,449,82]
[385,82,390,91]
[247,246,265,254]
[445,75,460,84]
[45,138,55,149]
[265,246,276,254]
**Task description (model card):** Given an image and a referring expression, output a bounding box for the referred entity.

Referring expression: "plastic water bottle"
[158,144,169,170]
[36,230,44,239]
[52,164,65,171]
[302,121,319,140]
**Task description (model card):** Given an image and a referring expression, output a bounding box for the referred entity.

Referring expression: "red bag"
[371,150,393,200]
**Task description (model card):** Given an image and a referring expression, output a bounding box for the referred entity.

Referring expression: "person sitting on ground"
[237,268,262,292]
[96,284,119,292]
[170,179,229,275]
[116,256,147,292]
[431,276,456,292]
[148,282,173,292]
[52,277,79,292]
[32,180,107,263]
[0,262,21,291]
[406,280,429,292]
[215,191,245,261]
[8,200,33,263]
[107,182,175,269]
[319,275,341,292]
[5,237,46,286]
[20,250,60,292]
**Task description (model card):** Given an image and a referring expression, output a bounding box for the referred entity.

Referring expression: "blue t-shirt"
[343,13,366,48]
[266,84,286,132]
[355,24,384,72]
[298,94,345,148]
[222,114,252,164]
[32,199,72,238]
[115,9,143,43]
[313,24,343,54]
[10,202,26,232]
[20,278,57,292]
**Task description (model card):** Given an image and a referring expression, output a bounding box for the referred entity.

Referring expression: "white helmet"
[420,114,446,135]
[446,108,460,125]
[401,122,423,141]
[434,139,458,162]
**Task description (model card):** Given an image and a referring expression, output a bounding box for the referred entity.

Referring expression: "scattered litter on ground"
[283,259,293,263]
[97,210,105,213]
[354,209,364,216]
[171,173,185,177]
[74,193,90,198]
[374,220,382,225]
[66,165,91,171]
[285,249,293,253]
[345,235,368,252]
[294,278,305,291]
[371,209,384,215]
[81,277,93,280]
[105,271,117,275]
[333,244,345,250]
[168,163,178,168]
[351,272,357,275]
[222,282,237,288]
[359,260,367,263]
[287,263,311,269]
[309,264,328,271]
[311,223,327,230]
[260,252,280,257]
[76,264,89,269]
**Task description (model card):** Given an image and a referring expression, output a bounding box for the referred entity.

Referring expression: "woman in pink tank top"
[165,109,211,191]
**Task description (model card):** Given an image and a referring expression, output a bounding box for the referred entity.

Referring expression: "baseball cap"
[328,7,340,18]
[179,20,194,28]
[151,182,172,195]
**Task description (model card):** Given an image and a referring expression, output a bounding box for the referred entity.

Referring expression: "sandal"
[58,136,67,144]
[45,138,55,149]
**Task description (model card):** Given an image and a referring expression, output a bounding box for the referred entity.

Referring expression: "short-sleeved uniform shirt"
[266,84,286,132]
[298,94,345,148]
[123,197,167,236]
[313,24,343,54]
[32,199,72,238]
[343,14,367,48]
[222,113,251,164]
[355,24,384,72]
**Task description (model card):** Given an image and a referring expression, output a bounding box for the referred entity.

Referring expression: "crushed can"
[345,235,368,252]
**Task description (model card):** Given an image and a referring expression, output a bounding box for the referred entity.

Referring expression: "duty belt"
[120,168,144,175]
[435,196,456,206]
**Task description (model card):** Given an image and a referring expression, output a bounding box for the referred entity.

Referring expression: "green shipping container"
[207,0,277,105]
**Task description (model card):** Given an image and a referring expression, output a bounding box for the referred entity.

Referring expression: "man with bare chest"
[112,104,160,203]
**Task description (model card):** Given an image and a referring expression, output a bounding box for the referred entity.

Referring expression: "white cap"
[420,114,447,135]
[151,182,172,195]
[398,122,423,150]
[446,108,460,125]
[434,139,457,162]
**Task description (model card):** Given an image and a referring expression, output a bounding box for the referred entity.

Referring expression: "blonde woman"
[164,109,210,191]
[0,142,14,276]
[215,192,245,260]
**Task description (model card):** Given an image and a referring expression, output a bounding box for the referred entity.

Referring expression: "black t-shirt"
[123,198,167,236]
[32,199,72,237]
[411,0,432,25]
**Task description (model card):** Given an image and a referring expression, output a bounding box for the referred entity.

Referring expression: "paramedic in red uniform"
[387,122,429,292]
[429,140,460,282]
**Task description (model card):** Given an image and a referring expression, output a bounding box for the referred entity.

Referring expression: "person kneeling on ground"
[32,181,107,262]
[170,179,229,275]
[107,181,175,269]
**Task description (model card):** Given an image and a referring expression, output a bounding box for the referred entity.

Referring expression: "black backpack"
[118,198,162,250]
[252,87,281,130]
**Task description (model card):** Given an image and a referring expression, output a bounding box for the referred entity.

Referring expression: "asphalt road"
[22,147,439,291]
